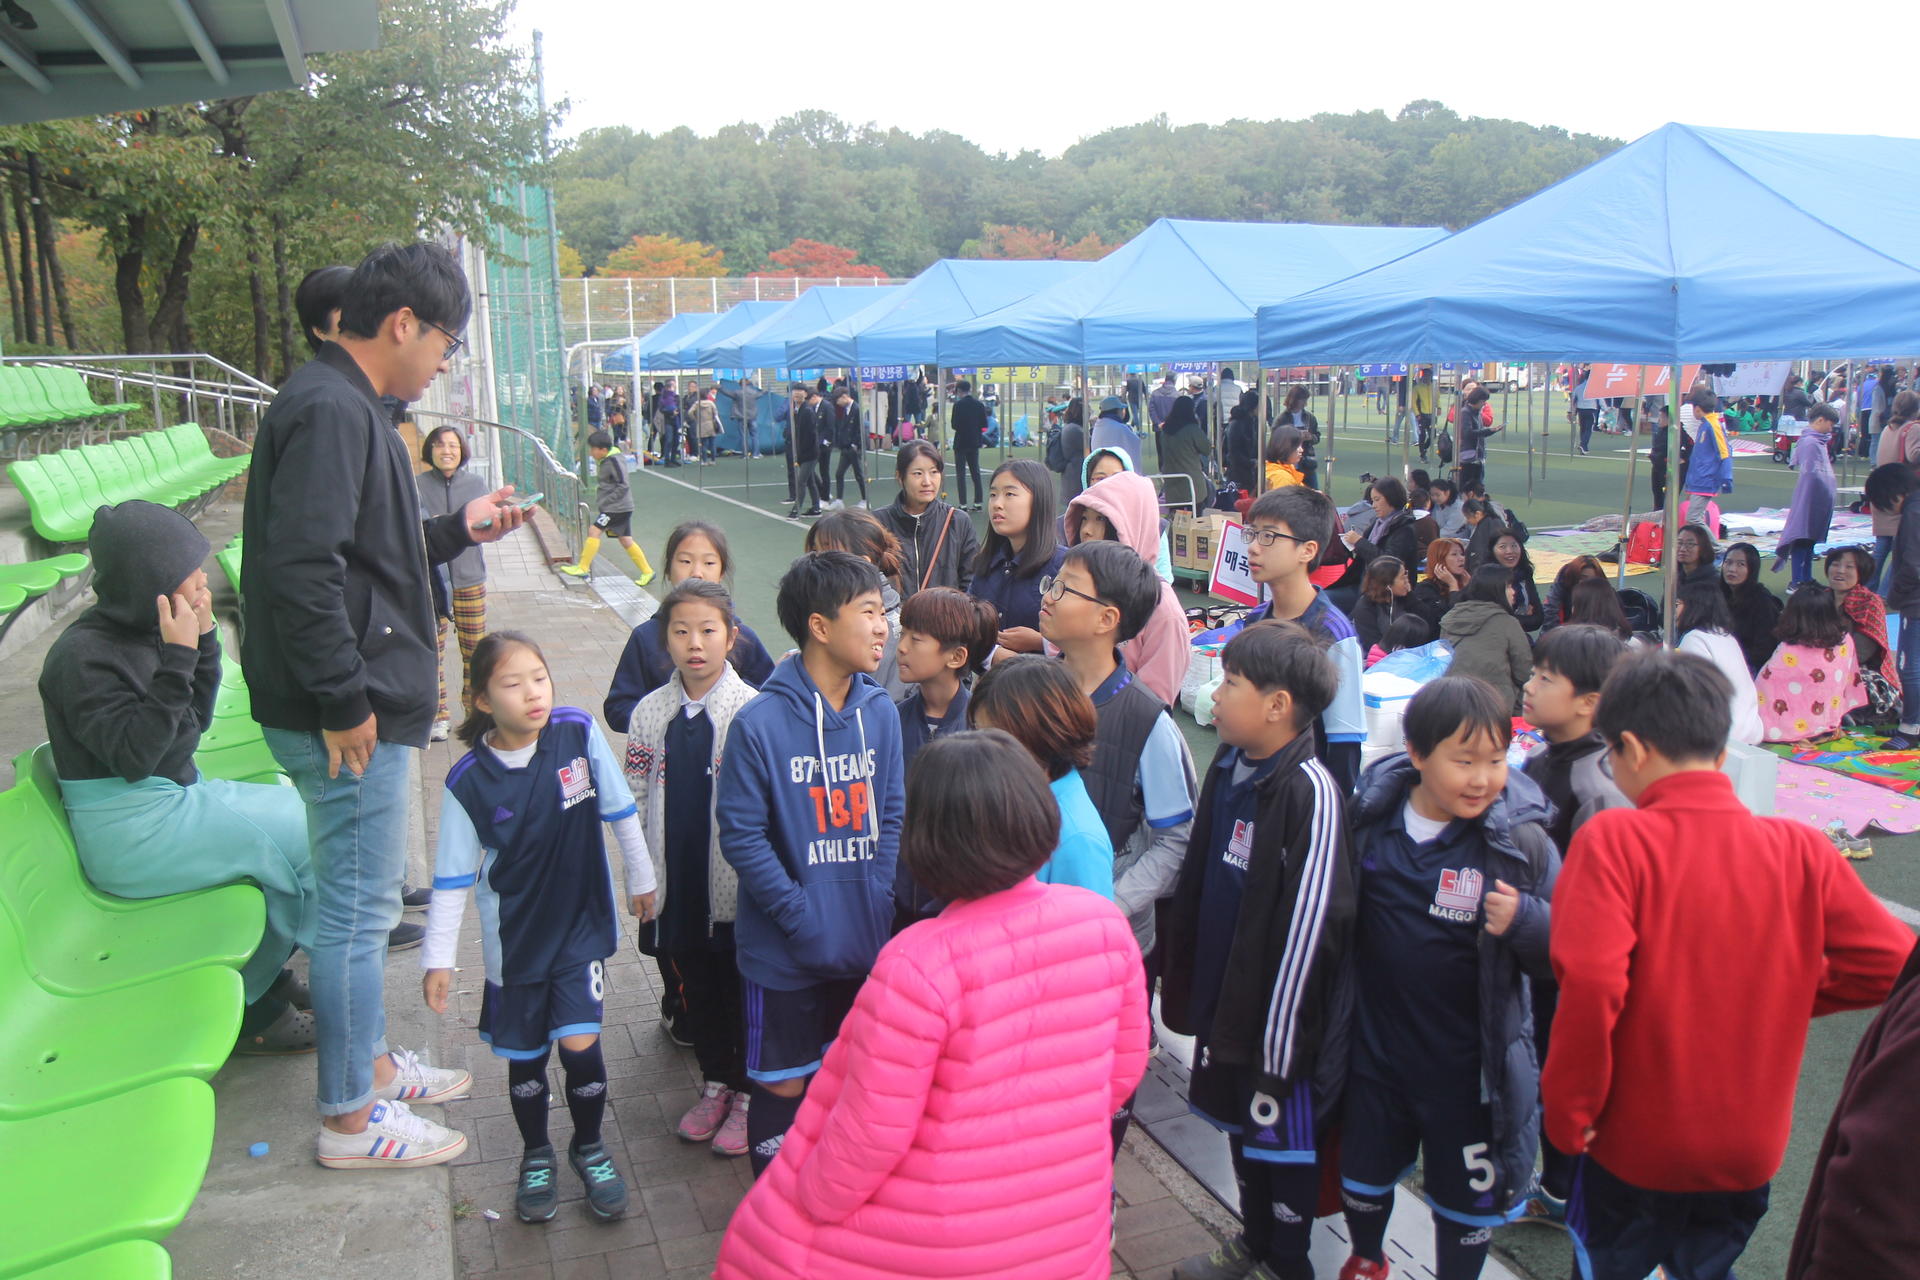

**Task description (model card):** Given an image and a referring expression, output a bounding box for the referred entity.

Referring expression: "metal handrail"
[1,352,277,445]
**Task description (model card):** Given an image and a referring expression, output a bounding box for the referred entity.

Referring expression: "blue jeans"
[1788,539,1815,588]
[1899,613,1920,731]
[264,728,414,1115]
[1872,534,1894,593]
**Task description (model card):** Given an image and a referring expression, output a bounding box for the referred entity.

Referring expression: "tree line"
[554,100,1620,277]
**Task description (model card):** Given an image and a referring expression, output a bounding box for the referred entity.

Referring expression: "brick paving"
[431,531,1224,1280]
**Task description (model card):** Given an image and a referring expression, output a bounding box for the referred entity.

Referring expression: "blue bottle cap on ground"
[248,1142,269,1158]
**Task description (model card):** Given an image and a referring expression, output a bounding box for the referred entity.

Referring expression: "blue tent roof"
[655,301,788,369]
[934,219,1447,366]
[704,286,902,369]
[1254,123,1920,365]
[601,311,714,372]
[785,260,1090,368]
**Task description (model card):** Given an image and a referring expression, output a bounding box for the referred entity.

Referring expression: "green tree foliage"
[555,103,1618,277]
[0,0,549,377]
[601,233,726,277]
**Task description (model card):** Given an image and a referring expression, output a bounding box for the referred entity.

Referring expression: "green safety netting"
[484,180,574,500]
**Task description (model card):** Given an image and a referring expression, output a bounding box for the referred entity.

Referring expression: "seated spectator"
[1567,576,1637,644]
[1493,530,1544,632]
[1263,425,1307,490]
[1827,545,1900,722]
[39,502,317,1053]
[1412,536,1467,624]
[1721,541,1784,673]
[1342,476,1421,572]
[713,730,1147,1280]
[1367,613,1433,668]
[1675,522,1719,589]
[1350,555,1414,656]
[1406,488,1440,552]
[1462,499,1505,570]
[1440,563,1534,714]
[1674,579,1764,745]
[1540,554,1607,632]
[1755,585,1866,743]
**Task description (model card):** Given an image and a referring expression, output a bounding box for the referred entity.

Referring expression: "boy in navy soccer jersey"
[1161,621,1357,1280]
[422,632,657,1225]
[1338,676,1558,1280]
[715,551,906,1176]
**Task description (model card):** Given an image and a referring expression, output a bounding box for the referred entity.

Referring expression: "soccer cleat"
[559,563,592,578]
[515,1144,559,1222]
[375,1046,472,1105]
[1172,1234,1258,1279]
[677,1081,733,1143]
[712,1092,749,1157]
[1338,1257,1391,1280]
[569,1139,629,1220]
[1520,1181,1568,1229]
[315,1099,467,1169]
[637,569,656,587]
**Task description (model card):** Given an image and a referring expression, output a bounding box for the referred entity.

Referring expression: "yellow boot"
[624,540,656,586]
[561,536,600,578]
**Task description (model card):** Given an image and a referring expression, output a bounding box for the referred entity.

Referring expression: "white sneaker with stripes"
[374,1047,471,1104]
[316,1099,467,1169]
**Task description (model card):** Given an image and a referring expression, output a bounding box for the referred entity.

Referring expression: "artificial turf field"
[619,389,1917,1279]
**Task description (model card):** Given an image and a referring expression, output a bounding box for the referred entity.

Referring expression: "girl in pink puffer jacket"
[715,729,1149,1280]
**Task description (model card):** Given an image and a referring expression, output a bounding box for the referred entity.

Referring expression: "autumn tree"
[600,233,726,277]
[965,225,1066,259]
[556,240,586,277]
[751,238,887,279]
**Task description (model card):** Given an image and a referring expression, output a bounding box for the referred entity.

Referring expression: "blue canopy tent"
[934,219,1447,366]
[1253,124,1920,364]
[1249,122,1920,638]
[655,301,787,370]
[703,286,903,370]
[785,260,1090,369]
[602,312,714,373]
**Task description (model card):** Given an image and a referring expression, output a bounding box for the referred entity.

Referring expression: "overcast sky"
[510,0,1913,156]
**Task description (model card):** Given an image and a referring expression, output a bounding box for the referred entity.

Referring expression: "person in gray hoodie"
[40,500,317,1053]
[1440,564,1536,715]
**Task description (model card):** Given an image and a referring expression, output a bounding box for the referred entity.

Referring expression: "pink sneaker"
[677,1081,734,1143]
[712,1091,749,1157]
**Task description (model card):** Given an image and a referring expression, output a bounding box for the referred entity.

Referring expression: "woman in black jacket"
[1721,541,1783,672]
[876,441,981,599]
[1224,390,1259,493]
[1342,476,1421,573]
[1350,556,1415,656]
[1491,528,1545,632]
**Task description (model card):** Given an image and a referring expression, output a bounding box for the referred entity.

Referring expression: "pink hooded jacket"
[714,878,1149,1280]
[1066,471,1193,706]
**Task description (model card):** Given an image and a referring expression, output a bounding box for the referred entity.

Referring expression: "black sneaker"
[568,1139,628,1220]
[401,884,431,911]
[515,1144,559,1223]
[663,1010,694,1048]
[387,922,425,952]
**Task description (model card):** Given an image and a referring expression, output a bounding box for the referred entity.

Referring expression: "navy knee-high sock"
[557,1041,607,1149]
[1343,1182,1395,1263]
[747,1084,804,1177]
[507,1053,551,1152]
[1431,1212,1492,1280]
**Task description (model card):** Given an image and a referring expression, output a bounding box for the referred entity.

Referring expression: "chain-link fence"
[484,183,576,502]
[560,276,908,348]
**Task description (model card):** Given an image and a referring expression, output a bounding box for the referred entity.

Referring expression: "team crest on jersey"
[1429,867,1484,922]
[557,756,596,810]
[1224,819,1253,871]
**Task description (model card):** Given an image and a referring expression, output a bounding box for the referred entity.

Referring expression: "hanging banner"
[856,365,914,383]
[1167,361,1215,375]
[1709,362,1793,398]
[1583,363,1703,397]
[950,365,1054,383]
[1356,363,1409,376]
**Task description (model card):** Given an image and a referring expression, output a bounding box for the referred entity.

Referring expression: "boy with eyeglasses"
[1213,486,1366,792]
[1038,539,1196,1150]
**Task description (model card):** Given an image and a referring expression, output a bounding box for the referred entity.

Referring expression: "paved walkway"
[433,526,1234,1279]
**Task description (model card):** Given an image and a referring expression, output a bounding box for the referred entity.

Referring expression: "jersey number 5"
[1461,1142,1495,1193]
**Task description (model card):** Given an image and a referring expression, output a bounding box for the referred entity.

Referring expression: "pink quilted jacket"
[714,877,1149,1280]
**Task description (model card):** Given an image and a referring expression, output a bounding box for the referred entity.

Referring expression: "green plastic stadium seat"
[111,439,196,506]
[0,1077,214,1276]
[13,1240,173,1280]
[0,583,22,615]
[27,367,134,420]
[214,538,242,595]
[0,554,88,598]
[0,369,65,424]
[0,748,263,998]
[191,738,284,784]
[5,457,94,542]
[12,1240,173,1280]
[190,715,264,755]
[0,909,242,1120]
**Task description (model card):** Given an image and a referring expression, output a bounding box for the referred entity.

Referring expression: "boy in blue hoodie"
[1337,675,1558,1280]
[716,550,905,1175]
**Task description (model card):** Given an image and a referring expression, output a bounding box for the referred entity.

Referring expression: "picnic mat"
[1528,543,1656,585]
[1775,759,1920,837]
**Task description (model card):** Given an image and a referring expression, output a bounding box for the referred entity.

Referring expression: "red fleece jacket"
[1542,769,1914,1192]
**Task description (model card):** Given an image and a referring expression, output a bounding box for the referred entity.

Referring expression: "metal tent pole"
[1661,362,1683,644]
[1615,366,1643,587]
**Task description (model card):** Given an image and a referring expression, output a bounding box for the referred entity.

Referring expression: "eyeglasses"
[1039,574,1109,608]
[422,319,466,363]
[1247,527,1311,549]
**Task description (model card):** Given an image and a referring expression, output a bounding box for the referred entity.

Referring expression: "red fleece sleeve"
[1541,819,1637,1154]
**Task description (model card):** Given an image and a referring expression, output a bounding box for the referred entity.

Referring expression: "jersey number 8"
[587,960,605,1003]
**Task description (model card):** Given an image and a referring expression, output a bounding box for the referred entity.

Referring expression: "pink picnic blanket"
[1775,759,1920,837]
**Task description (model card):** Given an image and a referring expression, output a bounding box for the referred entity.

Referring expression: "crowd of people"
[25,241,1920,1280]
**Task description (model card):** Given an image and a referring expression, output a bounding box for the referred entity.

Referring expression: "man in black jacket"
[243,242,527,1170]
[949,378,989,510]
[786,383,827,518]
[829,384,869,508]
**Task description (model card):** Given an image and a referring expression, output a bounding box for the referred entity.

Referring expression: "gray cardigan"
[415,466,491,588]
